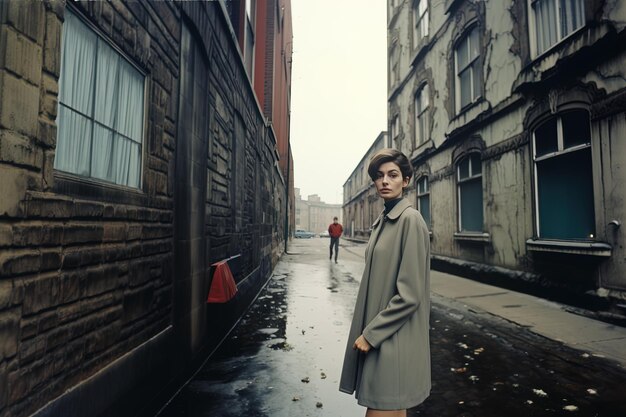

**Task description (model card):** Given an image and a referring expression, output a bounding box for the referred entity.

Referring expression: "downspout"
[284,142,291,253]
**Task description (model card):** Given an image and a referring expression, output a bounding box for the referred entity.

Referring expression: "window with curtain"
[531,0,585,56]
[455,26,482,112]
[417,176,431,229]
[533,109,594,239]
[412,0,429,47]
[415,84,430,145]
[457,153,483,232]
[55,11,144,188]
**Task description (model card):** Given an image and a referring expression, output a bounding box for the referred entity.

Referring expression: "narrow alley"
[156,238,626,417]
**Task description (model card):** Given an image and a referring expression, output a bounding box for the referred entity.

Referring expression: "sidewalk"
[340,239,626,368]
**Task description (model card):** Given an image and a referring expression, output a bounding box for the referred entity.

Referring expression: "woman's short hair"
[367,148,413,182]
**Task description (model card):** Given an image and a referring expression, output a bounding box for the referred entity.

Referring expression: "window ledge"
[410,139,435,162]
[53,170,147,206]
[410,39,432,67]
[454,232,491,243]
[526,239,612,257]
[513,23,613,93]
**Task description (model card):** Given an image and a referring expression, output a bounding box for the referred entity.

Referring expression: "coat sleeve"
[362,213,428,349]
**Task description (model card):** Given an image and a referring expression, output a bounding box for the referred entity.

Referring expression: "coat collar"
[372,197,412,227]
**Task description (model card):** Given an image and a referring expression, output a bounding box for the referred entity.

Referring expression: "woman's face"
[374,161,409,201]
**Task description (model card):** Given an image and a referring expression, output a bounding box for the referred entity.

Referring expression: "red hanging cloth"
[206,260,238,303]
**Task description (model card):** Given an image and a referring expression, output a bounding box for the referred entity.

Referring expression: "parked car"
[319,230,330,238]
[295,229,315,239]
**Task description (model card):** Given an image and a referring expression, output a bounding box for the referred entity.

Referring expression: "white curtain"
[55,11,96,175]
[561,0,585,37]
[535,0,558,54]
[56,10,144,188]
[56,106,92,176]
[92,41,119,183]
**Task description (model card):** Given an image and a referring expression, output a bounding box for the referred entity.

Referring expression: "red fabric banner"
[207,260,238,303]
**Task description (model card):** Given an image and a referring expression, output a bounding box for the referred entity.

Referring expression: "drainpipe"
[284,142,291,254]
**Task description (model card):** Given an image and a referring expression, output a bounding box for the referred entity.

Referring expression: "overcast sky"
[290,0,388,205]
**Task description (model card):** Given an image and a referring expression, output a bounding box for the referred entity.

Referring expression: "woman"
[339,148,431,417]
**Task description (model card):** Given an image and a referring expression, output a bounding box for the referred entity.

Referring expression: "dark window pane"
[470,153,482,175]
[472,61,482,99]
[419,195,431,228]
[537,148,595,239]
[562,110,590,149]
[417,177,423,194]
[458,157,470,180]
[460,178,483,232]
[534,118,558,157]
[459,69,471,108]
[457,37,469,69]
[469,28,480,60]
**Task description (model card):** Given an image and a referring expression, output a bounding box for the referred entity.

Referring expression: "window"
[390,43,400,88]
[532,109,594,239]
[244,0,256,80]
[412,0,429,47]
[415,84,430,145]
[531,0,585,56]
[55,11,144,188]
[455,26,482,112]
[391,115,400,144]
[417,176,431,228]
[457,153,482,232]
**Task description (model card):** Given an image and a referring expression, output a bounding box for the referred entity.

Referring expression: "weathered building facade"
[388,0,626,306]
[342,132,388,241]
[294,189,342,235]
[0,1,291,416]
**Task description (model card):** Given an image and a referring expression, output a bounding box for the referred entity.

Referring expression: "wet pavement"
[157,238,626,417]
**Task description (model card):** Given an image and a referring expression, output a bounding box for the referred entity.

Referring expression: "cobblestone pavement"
[157,238,626,417]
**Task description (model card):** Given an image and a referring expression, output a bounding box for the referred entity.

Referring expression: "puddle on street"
[157,258,363,417]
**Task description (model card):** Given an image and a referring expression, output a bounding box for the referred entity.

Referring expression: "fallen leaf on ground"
[292,396,300,402]
[320,372,327,379]
[563,405,578,412]
[316,402,323,408]
[586,388,597,395]
[301,377,310,383]
[533,389,548,397]
[451,367,467,374]
[469,375,479,382]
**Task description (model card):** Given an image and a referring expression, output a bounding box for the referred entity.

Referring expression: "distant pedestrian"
[339,148,431,417]
[328,216,343,263]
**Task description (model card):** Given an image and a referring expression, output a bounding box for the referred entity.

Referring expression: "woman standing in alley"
[339,148,431,417]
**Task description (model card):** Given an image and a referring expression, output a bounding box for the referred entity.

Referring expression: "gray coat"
[339,198,431,410]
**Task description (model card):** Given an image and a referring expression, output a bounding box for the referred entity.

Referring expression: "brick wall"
[0,1,288,416]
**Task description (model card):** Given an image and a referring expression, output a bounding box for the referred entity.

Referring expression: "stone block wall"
[0,1,287,416]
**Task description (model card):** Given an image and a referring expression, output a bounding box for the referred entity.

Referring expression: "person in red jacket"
[328,216,343,263]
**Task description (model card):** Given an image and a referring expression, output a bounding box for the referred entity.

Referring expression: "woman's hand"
[353,335,371,353]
